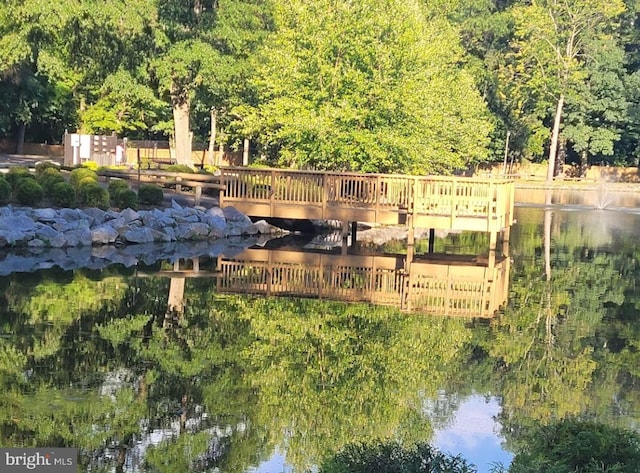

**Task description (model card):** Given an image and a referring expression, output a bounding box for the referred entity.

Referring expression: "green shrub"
[6,166,34,190]
[138,184,164,206]
[508,419,640,473]
[82,161,99,171]
[78,175,99,191]
[165,164,195,174]
[113,188,138,210]
[0,176,11,203]
[319,441,477,473]
[37,167,66,193]
[35,160,61,176]
[69,167,98,189]
[108,179,130,196]
[15,177,44,206]
[52,182,76,207]
[79,181,109,209]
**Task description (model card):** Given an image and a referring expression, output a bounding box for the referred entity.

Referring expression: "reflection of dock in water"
[213,248,510,318]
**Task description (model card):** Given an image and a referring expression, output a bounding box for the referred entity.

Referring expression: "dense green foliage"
[112,188,139,210]
[0,176,11,202]
[137,184,164,205]
[107,178,130,196]
[78,181,109,209]
[5,166,33,190]
[14,177,43,205]
[507,419,640,473]
[36,167,65,194]
[69,167,99,189]
[3,1,639,173]
[51,181,76,207]
[319,440,477,473]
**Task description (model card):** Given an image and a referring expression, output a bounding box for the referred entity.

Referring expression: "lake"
[1,190,639,473]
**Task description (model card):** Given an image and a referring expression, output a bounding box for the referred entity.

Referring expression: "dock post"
[490,231,498,251]
[351,221,357,248]
[341,220,350,255]
[407,214,415,246]
[428,228,435,253]
[341,220,349,240]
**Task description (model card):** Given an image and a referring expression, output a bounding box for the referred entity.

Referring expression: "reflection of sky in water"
[248,395,511,473]
[432,395,513,473]
[248,450,291,473]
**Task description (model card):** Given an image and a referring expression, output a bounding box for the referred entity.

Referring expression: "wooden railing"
[98,169,224,205]
[213,249,510,318]
[219,167,515,233]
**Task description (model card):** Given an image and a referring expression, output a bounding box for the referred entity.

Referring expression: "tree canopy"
[1,0,640,173]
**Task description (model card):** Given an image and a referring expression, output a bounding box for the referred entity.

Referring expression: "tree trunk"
[15,122,26,155]
[544,190,552,281]
[208,108,217,166]
[546,94,565,183]
[172,94,193,167]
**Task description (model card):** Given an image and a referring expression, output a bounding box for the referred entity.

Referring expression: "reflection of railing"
[214,249,510,318]
[220,168,515,234]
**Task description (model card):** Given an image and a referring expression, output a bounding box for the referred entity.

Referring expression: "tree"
[241,0,493,174]
[501,0,626,182]
[562,36,630,168]
[152,0,273,166]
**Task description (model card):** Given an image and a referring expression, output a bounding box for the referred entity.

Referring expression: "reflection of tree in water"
[4,230,639,471]
[474,208,640,453]
[0,266,477,472]
[241,298,471,471]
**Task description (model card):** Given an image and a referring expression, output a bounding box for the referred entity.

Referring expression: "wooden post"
[428,228,435,253]
[341,220,349,240]
[195,185,202,206]
[407,214,415,246]
[137,148,141,189]
[351,221,357,249]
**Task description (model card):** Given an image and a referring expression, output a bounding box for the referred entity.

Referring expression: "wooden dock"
[219,167,515,245]
[157,248,510,318]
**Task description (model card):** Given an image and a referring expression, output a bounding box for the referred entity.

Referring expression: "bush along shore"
[0,200,287,249]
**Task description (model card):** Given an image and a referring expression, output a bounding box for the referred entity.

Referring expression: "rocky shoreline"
[0,201,294,275]
[0,200,287,249]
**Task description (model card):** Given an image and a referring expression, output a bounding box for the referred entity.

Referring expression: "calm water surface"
[1,202,639,473]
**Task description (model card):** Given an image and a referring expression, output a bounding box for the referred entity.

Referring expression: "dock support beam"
[407,214,415,246]
[351,221,357,247]
[428,228,435,253]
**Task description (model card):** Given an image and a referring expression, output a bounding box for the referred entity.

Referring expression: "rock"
[34,227,60,245]
[122,227,156,244]
[223,206,252,224]
[206,206,225,219]
[252,219,289,235]
[33,208,58,222]
[120,208,141,223]
[83,207,107,223]
[4,215,36,231]
[91,225,120,244]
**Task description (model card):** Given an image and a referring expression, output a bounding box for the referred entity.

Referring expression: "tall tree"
[152,0,272,166]
[562,36,631,168]
[501,0,625,182]
[241,0,493,174]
